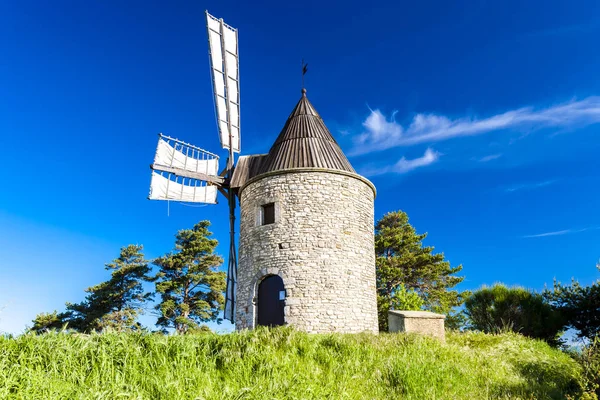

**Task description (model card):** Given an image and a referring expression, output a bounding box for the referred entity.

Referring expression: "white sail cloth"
[206,12,241,153]
[149,172,218,204]
[154,138,218,176]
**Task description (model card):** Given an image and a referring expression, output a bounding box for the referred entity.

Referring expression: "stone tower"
[230,89,378,333]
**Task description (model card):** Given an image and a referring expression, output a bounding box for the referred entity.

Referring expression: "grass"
[0,327,585,399]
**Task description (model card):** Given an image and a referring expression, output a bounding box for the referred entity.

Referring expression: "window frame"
[261,202,276,225]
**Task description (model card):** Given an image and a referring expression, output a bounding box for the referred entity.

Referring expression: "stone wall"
[388,310,446,342]
[236,170,378,333]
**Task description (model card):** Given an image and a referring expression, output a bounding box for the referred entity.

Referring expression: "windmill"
[148,11,240,322]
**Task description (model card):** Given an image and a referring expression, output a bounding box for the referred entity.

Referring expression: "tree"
[544,261,600,341]
[30,311,68,334]
[31,245,152,333]
[68,244,152,332]
[153,221,226,334]
[465,284,564,345]
[375,210,467,331]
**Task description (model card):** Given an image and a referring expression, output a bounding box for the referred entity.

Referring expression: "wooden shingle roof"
[257,89,355,175]
[229,154,267,189]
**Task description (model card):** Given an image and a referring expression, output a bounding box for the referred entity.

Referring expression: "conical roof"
[257,89,355,174]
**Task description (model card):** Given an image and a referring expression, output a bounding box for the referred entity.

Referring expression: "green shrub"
[465,283,565,345]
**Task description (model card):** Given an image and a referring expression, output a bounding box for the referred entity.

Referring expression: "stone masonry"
[388,310,446,342]
[236,169,378,333]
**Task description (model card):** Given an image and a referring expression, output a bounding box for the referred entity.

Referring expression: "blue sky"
[1,0,599,334]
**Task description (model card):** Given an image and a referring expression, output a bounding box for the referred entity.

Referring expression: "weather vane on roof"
[302,59,308,90]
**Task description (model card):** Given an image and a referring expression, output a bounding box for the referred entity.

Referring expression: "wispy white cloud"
[351,97,600,155]
[478,153,502,162]
[360,148,440,177]
[524,229,574,238]
[394,148,440,173]
[504,180,556,193]
[523,226,599,238]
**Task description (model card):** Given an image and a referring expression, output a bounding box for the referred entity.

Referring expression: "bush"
[465,284,564,345]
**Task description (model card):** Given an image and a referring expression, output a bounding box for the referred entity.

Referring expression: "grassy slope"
[0,328,584,400]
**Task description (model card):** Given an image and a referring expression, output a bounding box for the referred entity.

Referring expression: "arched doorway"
[257,275,285,327]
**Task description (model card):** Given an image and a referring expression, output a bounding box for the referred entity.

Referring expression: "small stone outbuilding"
[388,310,446,342]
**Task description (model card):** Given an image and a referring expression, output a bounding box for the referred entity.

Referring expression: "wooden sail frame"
[148,11,241,323]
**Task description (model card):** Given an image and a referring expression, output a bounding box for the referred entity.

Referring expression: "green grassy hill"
[0,328,585,399]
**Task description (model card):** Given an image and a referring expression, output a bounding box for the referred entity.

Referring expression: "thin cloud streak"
[478,153,502,162]
[360,148,440,177]
[504,180,556,193]
[351,96,600,155]
[523,226,599,238]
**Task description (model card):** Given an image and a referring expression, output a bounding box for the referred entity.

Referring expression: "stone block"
[388,310,446,342]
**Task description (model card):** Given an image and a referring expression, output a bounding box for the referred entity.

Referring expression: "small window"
[262,203,275,225]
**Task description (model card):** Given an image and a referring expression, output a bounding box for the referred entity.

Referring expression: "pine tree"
[153,221,226,334]
[68,244,152,332]
[544,261,600,341]
[30,311,68,334]
[31,245,152,333]
[375,211,467,331]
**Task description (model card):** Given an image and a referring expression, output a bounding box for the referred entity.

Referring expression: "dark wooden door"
[257,275,285,327]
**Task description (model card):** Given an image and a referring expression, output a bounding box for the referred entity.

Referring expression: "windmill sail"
[149,172,218,203]
[147,12,240,325]
[149,134,220,204]
[206,11,241,153]
[206,11,240,324]
[153,134,219,175]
